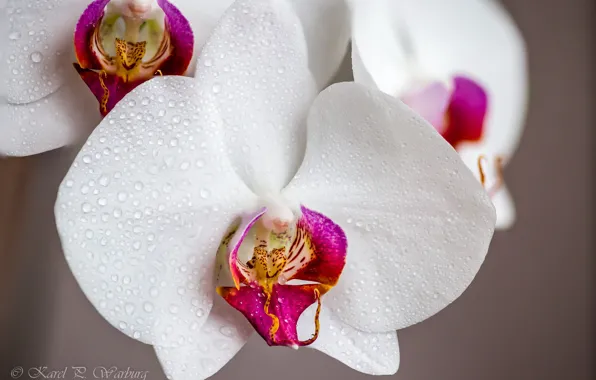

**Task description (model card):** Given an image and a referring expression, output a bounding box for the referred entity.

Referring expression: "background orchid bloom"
[349,0,528,229]
[55,0,495,379]
[0,0,348,157]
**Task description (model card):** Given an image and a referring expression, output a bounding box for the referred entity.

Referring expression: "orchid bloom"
[0,0,348,156]
[55,0,495,378]
[350,0,528,229]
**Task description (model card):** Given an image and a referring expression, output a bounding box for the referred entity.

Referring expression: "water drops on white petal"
[55,77,257,346]
[3,0,86,104]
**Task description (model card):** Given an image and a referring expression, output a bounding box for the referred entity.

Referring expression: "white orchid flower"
[55,0,495,378]
[0,0,348,156]
[349,0,528,229]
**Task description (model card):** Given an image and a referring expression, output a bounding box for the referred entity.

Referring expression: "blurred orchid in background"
[55,0,496,379]
[0,0,348,156]
[349,0,528,229]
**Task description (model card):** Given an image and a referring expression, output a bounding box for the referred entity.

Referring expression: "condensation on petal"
[4,0,88,104]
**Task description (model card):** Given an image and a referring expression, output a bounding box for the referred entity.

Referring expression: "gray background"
[0,0,593,379]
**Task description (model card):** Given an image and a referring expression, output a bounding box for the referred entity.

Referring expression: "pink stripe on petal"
[74,0,111,69]
[283,206,347,286]
[156,0,194,75]
[443,76,488,148]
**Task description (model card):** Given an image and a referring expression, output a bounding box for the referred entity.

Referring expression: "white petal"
[193,0,317,194]
[155,297,252,380]
[1,0,98,156]
[55,77,258,344]
[168,0,235,73]
[391,0,528,161]
[298,305,399,375]
[283,82,496,332]
[289,0,350,88]
[0,71,99,156]
[349,0,412,96]
[2,0,85,103]
[493,185,515,230]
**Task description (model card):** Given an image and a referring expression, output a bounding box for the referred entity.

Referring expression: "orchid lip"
[401,75,488,150]
[73,0,194,115]
[217,202,347,348]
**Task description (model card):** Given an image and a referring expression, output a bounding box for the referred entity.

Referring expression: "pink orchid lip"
[218,205,347,347]
[402,76,488,150]
[73,0,194,116]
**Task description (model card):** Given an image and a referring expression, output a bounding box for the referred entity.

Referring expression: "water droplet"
[8,31,21,40]
[125,303,135,315]
[29,51,43,63]
[219,326,235,338]
[199,189,210,199]
[143,302,154,312]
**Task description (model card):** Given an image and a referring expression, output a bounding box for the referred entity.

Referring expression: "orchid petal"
[2,0,86,104]
[349,0,412,96]
[1,0,97,156]
[401,81,451,134]
[0,73,100,156]
[191,0,317,194]
[289,0,350,88]
[167,0,235,72]
[155,297,253,380]
[298,305,400,375]
[492,185,515,229]
[283,82,496,332]
[55,76,258,344]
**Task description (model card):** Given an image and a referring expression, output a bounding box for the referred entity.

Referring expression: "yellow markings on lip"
[98,70,110,115]
[300,288,322,346]
[115,38,147,81]
[264,290,280,343]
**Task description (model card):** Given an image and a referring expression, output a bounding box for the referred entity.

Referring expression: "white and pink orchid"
[349,0,528,229]
[55,0,495,379]
[0,0,348,156]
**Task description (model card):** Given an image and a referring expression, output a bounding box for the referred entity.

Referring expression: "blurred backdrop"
[0,0,593,379]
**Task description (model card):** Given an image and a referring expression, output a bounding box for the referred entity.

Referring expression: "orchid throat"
[73,0,193,115]
[217,202,347,348]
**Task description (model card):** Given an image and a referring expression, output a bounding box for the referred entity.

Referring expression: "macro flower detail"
[349,0,528,229]
[73,0,194,115]
[55,0,495,379]
[217,205,347,347]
